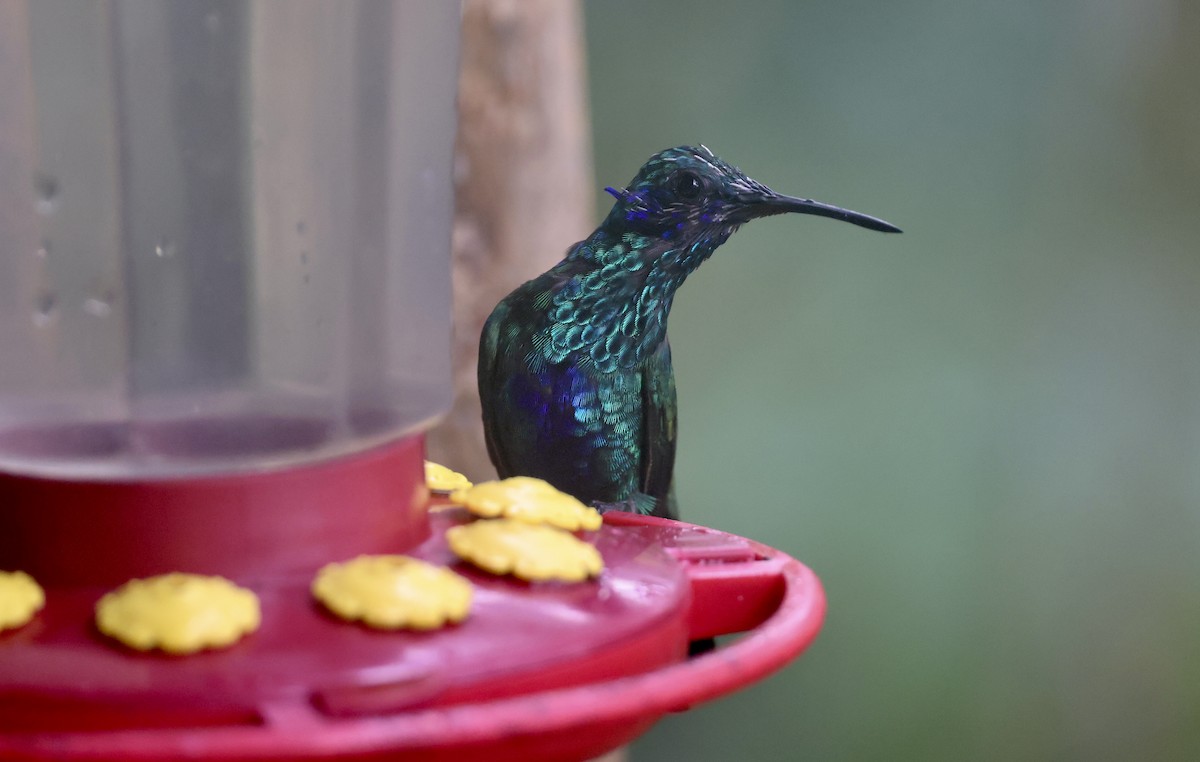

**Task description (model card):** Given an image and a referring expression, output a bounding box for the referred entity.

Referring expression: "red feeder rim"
[0,438,825,761]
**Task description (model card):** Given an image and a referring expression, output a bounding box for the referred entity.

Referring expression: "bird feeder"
[0,3,825,760]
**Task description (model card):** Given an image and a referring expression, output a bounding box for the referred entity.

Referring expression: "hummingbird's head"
[602,145,901,241]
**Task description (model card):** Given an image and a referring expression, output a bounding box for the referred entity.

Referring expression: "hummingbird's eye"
[671,171,704,200]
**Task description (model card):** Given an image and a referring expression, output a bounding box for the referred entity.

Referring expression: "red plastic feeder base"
[0,439,825,761]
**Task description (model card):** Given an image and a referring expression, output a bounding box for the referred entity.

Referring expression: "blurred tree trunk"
[425,0,594,481]
[430,12,629,761]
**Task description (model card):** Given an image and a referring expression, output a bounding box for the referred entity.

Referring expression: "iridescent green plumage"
[479,146,899,518]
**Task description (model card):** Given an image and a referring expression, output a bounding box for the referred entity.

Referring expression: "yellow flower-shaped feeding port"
[450,476,602,532]
[95,573,260,655]
[425,461,473,493]
[447,519,604,582]
[312,555,472,631]
[0,571,44,632]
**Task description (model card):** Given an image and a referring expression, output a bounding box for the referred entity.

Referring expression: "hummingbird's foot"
[591,493,658,516]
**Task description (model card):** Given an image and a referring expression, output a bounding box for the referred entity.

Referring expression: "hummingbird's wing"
[480,277,674,517]
[639,339,678,518]
[479,298,520,478]
[480,288,637,503]
[480,295,647,506]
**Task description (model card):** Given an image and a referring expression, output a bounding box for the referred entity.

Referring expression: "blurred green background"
[585,1,1200,760]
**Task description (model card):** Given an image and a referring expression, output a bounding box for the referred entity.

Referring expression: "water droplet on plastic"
[300,251,309,265]
[34,174,59,215]
[302,273,311,285]
[33,290,57,326]
[296,221,307,235]
[83,295,114,318]
[154,238,177,259]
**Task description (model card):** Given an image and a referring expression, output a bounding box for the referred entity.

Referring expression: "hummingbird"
[478,145,900,518]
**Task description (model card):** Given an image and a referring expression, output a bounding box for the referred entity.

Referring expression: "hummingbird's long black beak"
[738,191,902,233]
